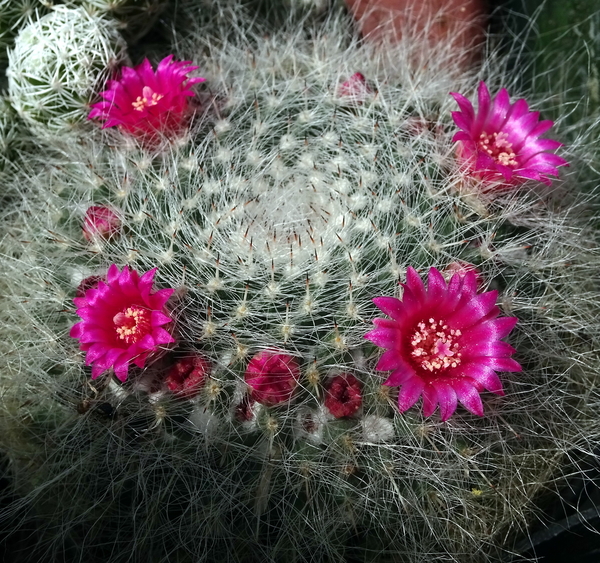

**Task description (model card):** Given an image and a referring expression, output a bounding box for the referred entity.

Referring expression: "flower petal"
[397,377,425,412]
[453,379,484,416]
[435,382,458,421]
[422,384,438,417]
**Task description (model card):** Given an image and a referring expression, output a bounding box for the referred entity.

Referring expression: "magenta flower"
[337,72,372,103]
[165,354,210,398]
[324,373,363,418]
[70,265,175,381]
[82,206,121,241]
[365,267,521,421]
[88,55,205,137]
[244,350,300,406]
[451,81,568,186]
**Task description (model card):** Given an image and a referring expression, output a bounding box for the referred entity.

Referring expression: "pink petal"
[526,119,554,138]
[427,267,446,301]
[84,343,107,364]
[461,316,518,342]
[434,382,458,421]
[452,131,472,143]
[506,98,530,122]
[473,81,491,132]
[79,328,112,344]
[372,296,405,321]
[524,152,568,169]
[150,310,172,326]
[104,347,127,368]
[495,163,514,181]
[460,364,504,394]
[149,288,174,308]
[487,88,511,130]
[70,322,84,338]
[422,384,438,417]
[451,111,472,133]
[376,349,404,371]
[138,334,156,350]
[505,112,541,144]
[447,290,498,327]
[153,327,175,345]
[452,379,484,416]
[113,363,130,382]
[475,356,522,373]
[474,152,496,171]
[132,352,149,368]
[384,365,416,386]
[461,339,516,358]
[450,92,475,121]
[397,377,425,412]
[91,363,107,379]
[139,267,157,291]
[107,264,121,284]
[405,267,426,302]
[365,325,399,349]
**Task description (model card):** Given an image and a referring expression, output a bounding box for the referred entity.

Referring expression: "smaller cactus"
[7,6,128,137]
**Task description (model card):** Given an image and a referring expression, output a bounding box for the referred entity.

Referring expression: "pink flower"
[324,373,362,418]
[82,206,121,241]
[337,72,372,103]
[365,267,521,421]
[451,81,568,186]
[244,350,300,406]
[88,55,205,137]
[70,264,175,381]
[165,354,210,398]
[234,396,256,422]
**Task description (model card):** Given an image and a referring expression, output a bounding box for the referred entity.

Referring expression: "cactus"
[6,6,128,138]
[60,0,171,42]
[0,0,51,64]
[1,1,600,562]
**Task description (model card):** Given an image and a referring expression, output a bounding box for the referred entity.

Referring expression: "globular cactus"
[1,2,600,562]
[6,6,128,137]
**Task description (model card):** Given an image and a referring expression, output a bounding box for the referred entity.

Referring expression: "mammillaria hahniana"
[0,2,598,562]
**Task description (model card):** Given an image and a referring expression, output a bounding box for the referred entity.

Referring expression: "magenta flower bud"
[75,275,103,297]
[82,206,121,241]
[324,373,363,418]
[89,55,205,139]
[234,396,256,422]
[70,265,176,382]
[450,81,568,186]
[442,261,483,288]
[337,72,372,103]
[165,355,210,398]
[365,267,522,421]
[244,350,301,406]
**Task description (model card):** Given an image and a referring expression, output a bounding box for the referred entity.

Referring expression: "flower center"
[410,318,462,373]
[478,131,518,167]
[132,86,164,112]
[113,305,152,345]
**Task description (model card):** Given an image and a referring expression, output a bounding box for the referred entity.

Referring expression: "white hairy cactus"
[6,6,128,137]
[0,1,599,562]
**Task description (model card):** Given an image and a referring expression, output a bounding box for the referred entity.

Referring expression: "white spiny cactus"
[7,6,128,137]
[0,2,600,562]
